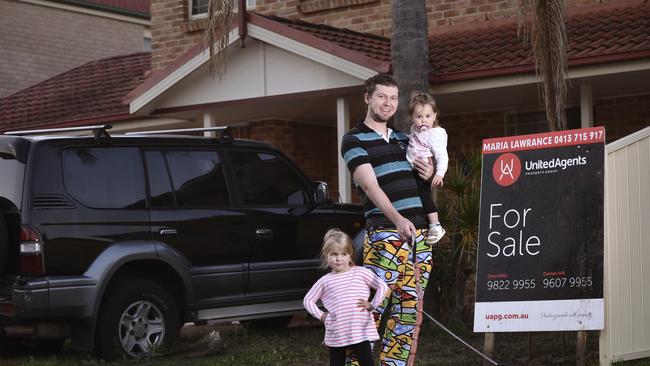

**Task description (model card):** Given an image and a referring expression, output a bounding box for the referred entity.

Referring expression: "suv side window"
[62,147,145,209]
[227,150,310,205]
[145,150,229,208]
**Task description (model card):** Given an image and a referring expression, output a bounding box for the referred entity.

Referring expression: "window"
[506,108,581,136]
[145,150,229,208]
[190,0,256,19]
[228,150,310,206]
[63,147,145,209]
[190,0,209,17]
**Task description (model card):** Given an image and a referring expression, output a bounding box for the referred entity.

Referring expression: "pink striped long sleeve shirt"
[303,266,388,347]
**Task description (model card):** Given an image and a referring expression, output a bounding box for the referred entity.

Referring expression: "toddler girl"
[406,91,449,244]
[303,228,388,366]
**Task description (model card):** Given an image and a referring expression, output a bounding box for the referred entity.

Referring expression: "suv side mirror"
[314,181,329,204]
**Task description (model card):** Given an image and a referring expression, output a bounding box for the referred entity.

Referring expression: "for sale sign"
[473,127,605,332]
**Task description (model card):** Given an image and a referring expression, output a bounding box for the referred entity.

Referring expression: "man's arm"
[353,163,416,241]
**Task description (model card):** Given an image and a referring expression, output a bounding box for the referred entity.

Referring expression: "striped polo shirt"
[341,122,427,228]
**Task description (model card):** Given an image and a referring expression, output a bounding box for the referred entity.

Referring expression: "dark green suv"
[0,125,364,359]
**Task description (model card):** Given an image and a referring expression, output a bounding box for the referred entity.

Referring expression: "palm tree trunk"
[519,0,569,131]
[391,0,430,132]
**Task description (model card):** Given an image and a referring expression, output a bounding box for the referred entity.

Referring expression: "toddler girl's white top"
[406,126,449,177]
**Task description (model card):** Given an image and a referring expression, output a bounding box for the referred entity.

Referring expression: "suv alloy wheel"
[95,278,180,360]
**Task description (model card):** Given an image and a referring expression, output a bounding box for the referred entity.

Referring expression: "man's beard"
[369,108,392,123]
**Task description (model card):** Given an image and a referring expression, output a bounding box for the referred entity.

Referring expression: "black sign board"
[474,127,605,332]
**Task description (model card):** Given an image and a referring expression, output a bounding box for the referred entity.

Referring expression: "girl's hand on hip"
[357,299,373,311]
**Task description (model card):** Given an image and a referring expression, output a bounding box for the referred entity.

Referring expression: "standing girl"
[406,91,449,245]
[303,228,388,366]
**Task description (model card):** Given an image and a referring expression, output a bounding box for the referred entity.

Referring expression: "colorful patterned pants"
[347,227,432,366]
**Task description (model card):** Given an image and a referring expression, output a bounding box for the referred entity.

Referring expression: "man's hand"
[432,174,444,187]
[395,215,416,243]
[413,158,434,181]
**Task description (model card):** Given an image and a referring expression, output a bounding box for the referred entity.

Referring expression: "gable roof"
[0,52,150,132]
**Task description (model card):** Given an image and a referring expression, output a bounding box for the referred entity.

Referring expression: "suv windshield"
[0,158,25,209]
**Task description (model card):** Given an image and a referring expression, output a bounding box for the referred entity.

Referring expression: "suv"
[0,125,364,359]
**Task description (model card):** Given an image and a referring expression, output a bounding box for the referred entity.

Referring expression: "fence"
[599,126,650,365]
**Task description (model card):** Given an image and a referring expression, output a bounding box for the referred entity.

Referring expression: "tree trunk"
[518,0,569,131]
[390,0,430,132]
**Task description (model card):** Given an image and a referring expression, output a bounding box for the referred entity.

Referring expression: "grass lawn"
[0,316,648,366]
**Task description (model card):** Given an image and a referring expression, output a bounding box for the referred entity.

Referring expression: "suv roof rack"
[125,126,232,140]
[5,124,113,142]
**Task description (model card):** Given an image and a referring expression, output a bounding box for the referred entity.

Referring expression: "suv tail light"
[19,226,45,274]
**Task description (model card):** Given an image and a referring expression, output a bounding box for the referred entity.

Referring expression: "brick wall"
[231,120,340,199]
[150,0,204,71]
[595,93,650,142]
[0,1,147,98]
[444,110,506,155]
[255,0,391,36]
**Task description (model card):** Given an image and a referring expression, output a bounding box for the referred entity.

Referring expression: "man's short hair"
[364,74,397,97]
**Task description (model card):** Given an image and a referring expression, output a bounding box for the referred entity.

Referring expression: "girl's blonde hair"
[320,228,355,269]
[409,90,440,127]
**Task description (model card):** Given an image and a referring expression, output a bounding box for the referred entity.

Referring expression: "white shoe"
[427,225,446,244]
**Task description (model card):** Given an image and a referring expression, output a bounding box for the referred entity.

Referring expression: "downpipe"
[1,323,69,339]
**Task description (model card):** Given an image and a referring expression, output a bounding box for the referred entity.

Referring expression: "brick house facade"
[147,0,649,201]
[2,0,648,202]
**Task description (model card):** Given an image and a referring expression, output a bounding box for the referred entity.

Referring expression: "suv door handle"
[160,229,178,235]
[256,228,273,238]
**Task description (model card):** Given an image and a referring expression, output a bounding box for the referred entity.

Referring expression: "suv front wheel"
[95,278,180,360]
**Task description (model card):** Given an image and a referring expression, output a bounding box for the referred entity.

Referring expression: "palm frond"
[446,164,470,197]
[202,0,235,77]
[518,0,569,131]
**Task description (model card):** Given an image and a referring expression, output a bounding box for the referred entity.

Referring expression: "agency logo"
[492,153,521,186]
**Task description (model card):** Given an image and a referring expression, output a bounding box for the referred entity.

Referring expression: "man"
[341,73,434,366]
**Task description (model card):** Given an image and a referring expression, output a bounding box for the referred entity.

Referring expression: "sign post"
[474,127,605,333]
